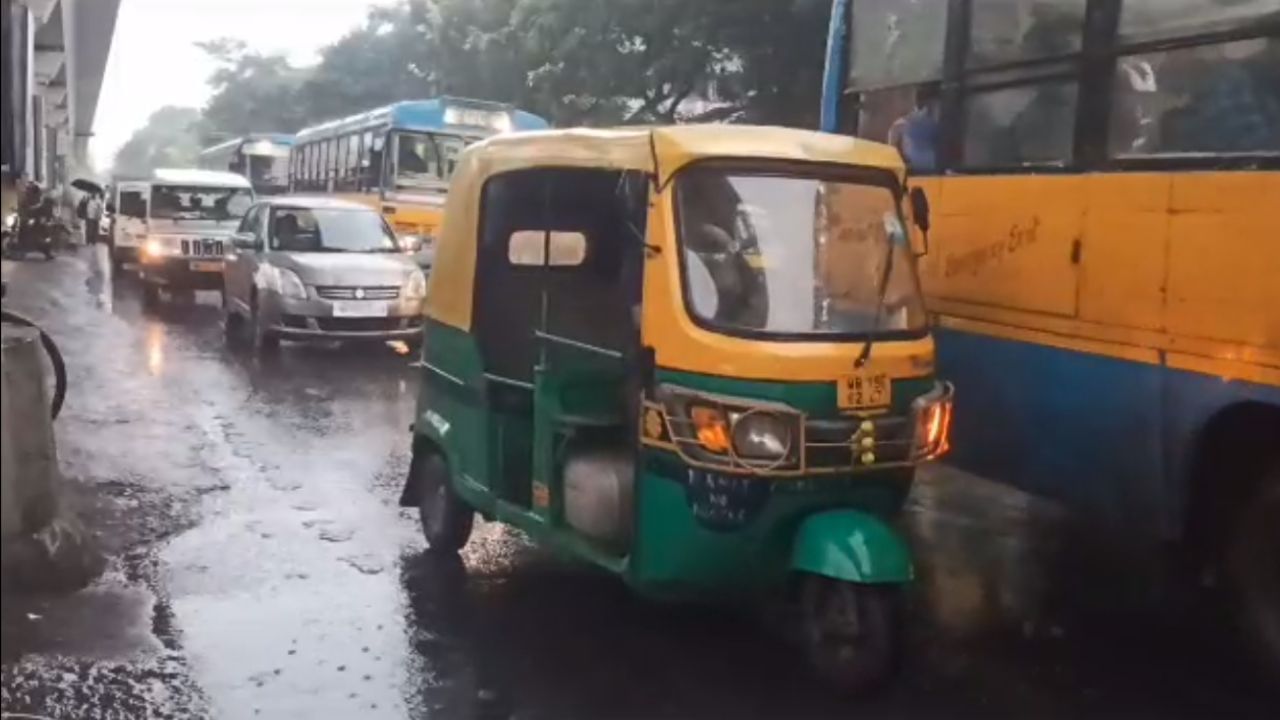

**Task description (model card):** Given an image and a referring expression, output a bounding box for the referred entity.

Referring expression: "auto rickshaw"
[400,125,953,693]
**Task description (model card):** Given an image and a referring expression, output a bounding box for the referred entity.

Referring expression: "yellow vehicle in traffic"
[400,125,954,693]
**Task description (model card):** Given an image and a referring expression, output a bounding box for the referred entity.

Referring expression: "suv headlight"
[404,269,427,300]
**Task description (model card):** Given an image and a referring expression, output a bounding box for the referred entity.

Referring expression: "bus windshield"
[676,167,926,338]
[392,131,472,193]
[149,185,253,222]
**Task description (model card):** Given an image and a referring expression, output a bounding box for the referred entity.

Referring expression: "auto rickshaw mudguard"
[790,509,913,584]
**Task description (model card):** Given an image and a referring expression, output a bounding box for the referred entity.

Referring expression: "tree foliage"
[111,106,204,177]
[119,0,830,167]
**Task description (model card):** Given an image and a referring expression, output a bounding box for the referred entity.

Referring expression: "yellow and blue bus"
[288,98,550,243]
[198,133,294,195]
[822,0,1279,671]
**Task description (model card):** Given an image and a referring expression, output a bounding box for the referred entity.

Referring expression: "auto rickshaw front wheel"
[414,452,474,554]
[799,574,901,696]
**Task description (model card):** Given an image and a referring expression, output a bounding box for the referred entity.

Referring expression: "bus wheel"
[1227,465,1280,683]
[414,452,473,554]
[799,575,901,696]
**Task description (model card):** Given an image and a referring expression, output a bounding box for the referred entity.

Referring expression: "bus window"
[346,134,360,184]
[847,0,948,91]
[967,0,1086,68]
[1119,0,1280,43]
[367,133,385,190]
[963,80,1078,167]
[1110,37,1280,156]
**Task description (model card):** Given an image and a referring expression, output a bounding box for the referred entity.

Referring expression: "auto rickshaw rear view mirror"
[909,186,930,232]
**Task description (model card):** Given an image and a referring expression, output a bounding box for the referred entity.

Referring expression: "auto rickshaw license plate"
[838,371,891,410]
[189,261,221,272]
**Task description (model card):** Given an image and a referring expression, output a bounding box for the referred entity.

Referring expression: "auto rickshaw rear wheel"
[1226,465,1280,684]
[799,574,901,696]
[415,452,473,554]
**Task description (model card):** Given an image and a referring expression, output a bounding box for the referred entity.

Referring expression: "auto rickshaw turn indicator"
[399,124,954,695]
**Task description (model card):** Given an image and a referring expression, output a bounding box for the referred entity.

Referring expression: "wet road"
[2,248,1275,719]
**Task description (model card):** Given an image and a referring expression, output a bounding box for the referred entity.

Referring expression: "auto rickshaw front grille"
[804,416,913,469]
[663,412,913,474]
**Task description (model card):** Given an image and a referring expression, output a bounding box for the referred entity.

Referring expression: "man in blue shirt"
[887,83,941,173]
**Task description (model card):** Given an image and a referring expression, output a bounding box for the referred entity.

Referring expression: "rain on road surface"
[2,248,1275,719]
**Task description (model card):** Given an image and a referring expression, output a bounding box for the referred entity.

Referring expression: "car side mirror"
[908,186,931,256]
[231,232,260,251]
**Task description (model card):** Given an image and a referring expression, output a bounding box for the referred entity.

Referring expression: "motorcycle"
[2,207,56,261]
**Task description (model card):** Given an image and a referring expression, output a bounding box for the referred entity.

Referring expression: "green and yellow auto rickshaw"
[399,125,953,693]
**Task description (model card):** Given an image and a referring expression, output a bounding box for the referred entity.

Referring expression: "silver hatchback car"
[222,197,427,351]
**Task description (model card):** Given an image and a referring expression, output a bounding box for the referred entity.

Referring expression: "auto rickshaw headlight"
[690,405,731,454]
[730,411,793,460]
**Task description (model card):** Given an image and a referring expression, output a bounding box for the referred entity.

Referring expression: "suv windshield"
[150,185,252,221]
[676,167,926,337]
[269,207,399,253]
[393,131,473,193]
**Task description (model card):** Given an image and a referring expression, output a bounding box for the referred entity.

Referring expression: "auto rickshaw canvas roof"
[455,124,905,186]
[425,124,905,332]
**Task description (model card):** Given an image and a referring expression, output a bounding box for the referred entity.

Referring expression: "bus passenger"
[887,83,941,173]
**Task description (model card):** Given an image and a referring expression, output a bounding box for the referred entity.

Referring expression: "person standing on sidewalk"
[80,192,103,246]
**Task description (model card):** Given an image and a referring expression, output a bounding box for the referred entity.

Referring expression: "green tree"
[197,38,311,140]
[111,106,203,177]
[297,2,437,122]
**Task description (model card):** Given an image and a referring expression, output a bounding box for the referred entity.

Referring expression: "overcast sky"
[91,0,386,172]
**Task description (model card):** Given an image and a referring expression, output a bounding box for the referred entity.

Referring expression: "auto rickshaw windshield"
[675,166,927,338]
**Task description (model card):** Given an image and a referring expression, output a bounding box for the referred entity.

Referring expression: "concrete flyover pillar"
[1,325,102,591]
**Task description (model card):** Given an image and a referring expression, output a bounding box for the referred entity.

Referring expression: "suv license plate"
[332,301,390,318]
[189,261,221,272]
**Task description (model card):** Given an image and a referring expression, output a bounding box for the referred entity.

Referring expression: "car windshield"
[149,185,253,221]
[393,131,472,193]
[676,168,926,337]
[269,207,399,253]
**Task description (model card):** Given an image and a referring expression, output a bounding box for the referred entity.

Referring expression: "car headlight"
[257,265,308,300]
[2,212,16,230]
[404,270,427,300]
[731,410,793,460]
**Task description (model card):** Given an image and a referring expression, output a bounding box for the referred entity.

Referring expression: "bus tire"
[413,451,473,554]
[1226,465,1280,685]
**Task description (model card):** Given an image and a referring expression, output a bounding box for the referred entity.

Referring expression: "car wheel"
[223,296,246,347]
[414,452,473,554]
[141,283,161,309]
[251,299,280,354]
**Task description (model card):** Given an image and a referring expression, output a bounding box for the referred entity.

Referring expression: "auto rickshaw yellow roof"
[425,124,905,331]
[455,124,905,186]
